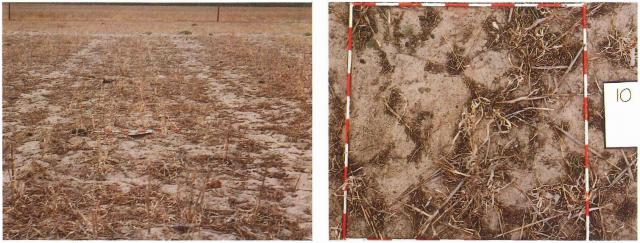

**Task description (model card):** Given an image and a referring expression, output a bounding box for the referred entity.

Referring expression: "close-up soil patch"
[329,3,636,240]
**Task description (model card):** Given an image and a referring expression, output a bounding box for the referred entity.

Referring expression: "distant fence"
[2,3,311,23]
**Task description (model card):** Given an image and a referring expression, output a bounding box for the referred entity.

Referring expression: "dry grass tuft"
[417,8,441,42]
[598,27,637,67]
[446,45,469,75]
[352,6,378,51]
[484,8,582,83]
[347,171,388,239]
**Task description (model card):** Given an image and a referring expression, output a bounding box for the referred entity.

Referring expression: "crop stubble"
[3,5,311,240]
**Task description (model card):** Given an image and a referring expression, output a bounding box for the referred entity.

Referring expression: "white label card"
[603,81,640,148]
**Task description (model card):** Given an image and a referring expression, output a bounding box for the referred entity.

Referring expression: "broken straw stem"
[563,47,584,77]
[609,150,635,186]
[552,125,603,158]
[621,150,634,180]
[498,96,547,104]
[494,214,562,238]
[418,179,465,236]
[532,65,568,70]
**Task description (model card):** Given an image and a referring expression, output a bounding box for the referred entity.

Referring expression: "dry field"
[329,3,636,240]
[2,3,311,240]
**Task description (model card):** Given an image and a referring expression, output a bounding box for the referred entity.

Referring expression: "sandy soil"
[3,5,311,240]
[587,3,637,240]
[329,3,636,240]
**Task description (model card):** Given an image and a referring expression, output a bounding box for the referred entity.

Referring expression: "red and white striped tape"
[342,2,588,240]
[352,2,583,8]
[582,3,590,241]
[342,2,354,240]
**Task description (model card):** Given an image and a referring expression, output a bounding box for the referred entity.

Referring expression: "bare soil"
[3,4,311,240]
[329,3,636,240]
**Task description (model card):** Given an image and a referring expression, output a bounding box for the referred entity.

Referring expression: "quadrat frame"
[340,2,590,240]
